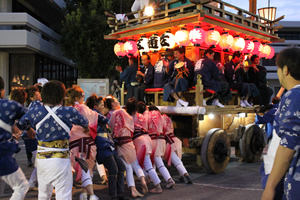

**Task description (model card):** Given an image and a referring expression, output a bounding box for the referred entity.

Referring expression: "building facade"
[262,21,300,97]
[0,0,77,96]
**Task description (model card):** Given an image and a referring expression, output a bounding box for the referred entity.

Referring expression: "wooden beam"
[201,14,276,41]
[108,14,200,39]
[104,35,119,40]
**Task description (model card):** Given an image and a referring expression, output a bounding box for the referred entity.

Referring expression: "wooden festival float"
[104,0,284,173]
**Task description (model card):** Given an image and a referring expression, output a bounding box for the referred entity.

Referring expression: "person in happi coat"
[116,57,139,103]
[86,94,128,200]
[85,94,108,184]
[126,98,163,193]
[134,54,154,102]
[153,50,174,88]
[23,85,43,191]
[65,85,99,200]
[224,51,259,107]
[109,104,148,197]
[163,46,194,107]
[0,76,34,199]
[245,54,273,106]
[104,95,121,121]
[18,80,89,200]
[137,102,176,189]
[262,48,300,200]
[194,48,232,107]
[22,86,41,167]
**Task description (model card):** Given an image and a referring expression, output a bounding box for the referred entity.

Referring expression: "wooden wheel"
[239,124,265,163]
[201,128,231,173]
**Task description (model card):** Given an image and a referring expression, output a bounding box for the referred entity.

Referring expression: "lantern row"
[114,26,275,59]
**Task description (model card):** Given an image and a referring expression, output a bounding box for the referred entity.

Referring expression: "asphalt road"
[0,141,263,200]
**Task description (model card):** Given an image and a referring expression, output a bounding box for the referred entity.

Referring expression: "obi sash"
[114,136,132,146]
[37,139,69,159]
[149,133,165,140]
[165,133,176,144]
[132,131,147,140]
[36,106,70,159]
[69,137,95,159]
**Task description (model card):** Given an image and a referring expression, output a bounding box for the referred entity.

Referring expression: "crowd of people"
[0,77,192,200]
[0,48,299,200]
[117,46,273,108]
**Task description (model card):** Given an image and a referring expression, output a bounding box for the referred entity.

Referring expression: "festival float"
[104,0,284,173]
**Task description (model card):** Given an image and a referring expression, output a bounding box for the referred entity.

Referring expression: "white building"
[263,21,300,97]
[0,0,77,96]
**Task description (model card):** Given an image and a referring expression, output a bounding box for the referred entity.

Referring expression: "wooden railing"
[108,0,279,37]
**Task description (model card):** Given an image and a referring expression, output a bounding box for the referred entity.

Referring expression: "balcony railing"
[0,12,61,45]
[108,0,281,37]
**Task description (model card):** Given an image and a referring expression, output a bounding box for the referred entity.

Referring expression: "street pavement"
[0,141,263,200]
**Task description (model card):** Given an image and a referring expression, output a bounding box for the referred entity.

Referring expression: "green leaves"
[60,0,116,78]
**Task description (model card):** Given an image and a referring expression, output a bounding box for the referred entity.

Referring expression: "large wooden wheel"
[239,124,265,163]
[201,128,231,173]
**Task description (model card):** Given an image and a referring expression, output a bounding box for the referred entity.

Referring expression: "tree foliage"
[60,0,133,78]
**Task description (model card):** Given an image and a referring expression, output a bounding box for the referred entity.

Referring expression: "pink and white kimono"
[143,110,173,183]
[162,114,183,166]
[162,114,187,177]
[109,109,145,187]
[133,113,161,186]
[69,102,97,186]
[132,113,152,168]
[109,109,136,164]
[143,110,166,159]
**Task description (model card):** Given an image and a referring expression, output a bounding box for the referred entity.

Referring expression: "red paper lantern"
[260,44,271,58]
[175,28,190,47]
[189,26,206,46]
[114,41,126,57]
[231,36,245,52]
[124,39,138,56]
[266,46,275,59]
[252,41,263,55]
[205,28,220,48]
[242,39,254,54]
[218,32,234,51]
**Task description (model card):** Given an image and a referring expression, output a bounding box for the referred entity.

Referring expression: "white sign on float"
[77,79,109,101]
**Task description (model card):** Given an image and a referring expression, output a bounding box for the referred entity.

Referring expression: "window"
[35,55,78,88]
[278,31,300,40]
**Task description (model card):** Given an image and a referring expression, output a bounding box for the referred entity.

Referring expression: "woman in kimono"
[66,85,99,200]
[104,95,121,120]
[162,114,192,184]
[137,102,175,189]
[109,106,148,197]
[86,94,129,200]
[126,98,162,193]
[85,94,108,184]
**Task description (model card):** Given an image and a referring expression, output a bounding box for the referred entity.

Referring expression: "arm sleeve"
[278,96,300,150]
[70,108,89,128]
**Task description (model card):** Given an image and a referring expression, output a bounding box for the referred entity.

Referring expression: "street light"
[258,0,276,24]
[258,7,276,23]
[144,6,154,17]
